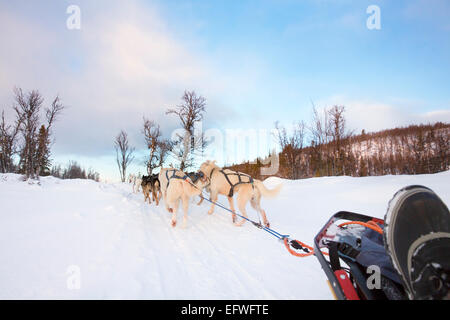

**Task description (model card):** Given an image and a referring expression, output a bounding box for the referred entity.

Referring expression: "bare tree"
[156,138,174,168]
[35,95,64,176]
[14,88,43,178]
[142,117,162,175]
[8,88,65,179]
[308,104,331,176]
[166,90,208,171]
[115,130,135,182]
[0,110,23,173]
[274,120,306,179]
[327,105,353,175]
[87,168,100,182]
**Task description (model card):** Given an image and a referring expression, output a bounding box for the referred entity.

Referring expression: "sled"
[314,211,407,300]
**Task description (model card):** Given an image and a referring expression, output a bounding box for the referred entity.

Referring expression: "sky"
[1,0,449,181]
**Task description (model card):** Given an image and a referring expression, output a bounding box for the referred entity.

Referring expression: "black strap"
[328,242,341,272]
[210,168,216,179]
[219,169,253,197]
[291,240,311,253]
[165,169,189,189]
[337,242,360,261]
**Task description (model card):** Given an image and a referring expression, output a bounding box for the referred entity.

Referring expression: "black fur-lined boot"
[383,185,450,300]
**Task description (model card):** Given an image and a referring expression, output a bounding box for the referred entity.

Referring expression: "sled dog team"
[129,160,282,228]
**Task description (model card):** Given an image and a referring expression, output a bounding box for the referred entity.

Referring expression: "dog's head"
[196,170,209,187]
[141,175,151,185]
[199,160,217,176]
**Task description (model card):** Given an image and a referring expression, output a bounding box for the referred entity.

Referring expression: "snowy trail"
[0,171,449,299]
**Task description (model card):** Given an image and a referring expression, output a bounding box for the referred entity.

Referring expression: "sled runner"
[314,211,407,300]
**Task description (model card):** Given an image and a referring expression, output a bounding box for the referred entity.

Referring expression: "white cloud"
[0,0,254,181]
[0,1,213,156]
[314,95,450,134]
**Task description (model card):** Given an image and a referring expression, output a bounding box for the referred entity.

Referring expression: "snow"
[0,171,449,299]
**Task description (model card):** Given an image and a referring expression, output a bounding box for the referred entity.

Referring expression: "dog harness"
[141,174,160,188]
[165,169,191,189]
[210,168,254,197]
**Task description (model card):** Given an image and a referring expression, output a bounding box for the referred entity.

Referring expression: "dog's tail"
[253,179,282,199]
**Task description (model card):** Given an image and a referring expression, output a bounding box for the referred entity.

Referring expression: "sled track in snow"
[6,172,446,298]
[108,179,278,299]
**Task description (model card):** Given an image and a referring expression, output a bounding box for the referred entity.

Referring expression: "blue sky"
[0,0,449,181]
[156,0,450,104]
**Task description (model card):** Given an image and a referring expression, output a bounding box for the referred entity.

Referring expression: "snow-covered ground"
[0,171,449,299]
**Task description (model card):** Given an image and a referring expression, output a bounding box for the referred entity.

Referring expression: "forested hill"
[226,122,450,180]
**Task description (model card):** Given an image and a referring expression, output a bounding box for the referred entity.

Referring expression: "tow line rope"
[200,194,287,238]
[198,191,330,258]
[186,177,382,258]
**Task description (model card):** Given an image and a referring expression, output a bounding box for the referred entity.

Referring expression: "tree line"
[227,105,449,180]
[0,87,100,181]
[50,161,100,182]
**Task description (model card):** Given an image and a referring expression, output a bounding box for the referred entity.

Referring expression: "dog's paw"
[168,208,173,213]
[207,209,214,215]
[233,219,246,227]
[171,220,177,227]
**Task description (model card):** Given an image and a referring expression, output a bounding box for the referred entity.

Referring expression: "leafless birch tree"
[115,130,134,182]
[166,90,208,171]
[12,88,64,179]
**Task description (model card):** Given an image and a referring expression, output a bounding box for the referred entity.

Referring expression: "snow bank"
[0,171,448,299]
